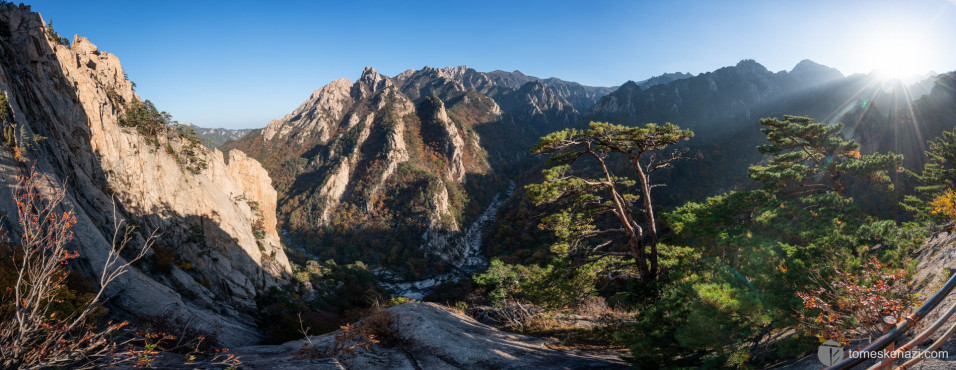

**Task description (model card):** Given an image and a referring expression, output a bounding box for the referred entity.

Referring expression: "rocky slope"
[0,4,290,345]
[227,65,610,281]
[229,302,626,369]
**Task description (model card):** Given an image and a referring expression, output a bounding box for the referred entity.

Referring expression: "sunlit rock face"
[228,65,612,283]
[0,3,290,346]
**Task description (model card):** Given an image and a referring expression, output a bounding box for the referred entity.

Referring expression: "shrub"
[150,243,177,274]
[119,98,170,140]
[44,19,69,46]
[386,296,415,307]
[473,258,545,305]
[929,189,956,224]
[295,302,397,362]
[624,260,773,368]
[0,168,154,368]
[118,99,207,173]
[795,258,917,345]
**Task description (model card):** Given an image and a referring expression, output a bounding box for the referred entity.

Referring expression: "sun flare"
[859,31,934,80]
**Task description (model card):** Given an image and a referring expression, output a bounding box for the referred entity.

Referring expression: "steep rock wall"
[0,4,289,345]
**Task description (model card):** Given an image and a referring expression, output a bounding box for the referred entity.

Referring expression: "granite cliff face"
[0,4,289,345]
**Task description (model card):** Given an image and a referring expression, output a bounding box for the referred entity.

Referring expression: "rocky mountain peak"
[618,80,642,93]
[357,66,390,94]
[733,59,770,75]
[637,72,693,89]
[789,59,844,87]
[362,65,380,78]
[440,65,472,78]
[263,78,352,142]
[791,59,822,71]
[518,80,545,93]
[484,69,536,90]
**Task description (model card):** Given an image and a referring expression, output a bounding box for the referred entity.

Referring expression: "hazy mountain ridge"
[586,59,950,205]
[588,59,846,136]
[637,71,693,89]
[181,122,251,148]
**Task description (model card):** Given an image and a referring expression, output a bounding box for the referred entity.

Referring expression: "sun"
[869,36,926,79]
[858,31,934,81]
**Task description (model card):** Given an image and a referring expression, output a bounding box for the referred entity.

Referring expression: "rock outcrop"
[0,4,290,345]
[909,230,956,330]
[263,78,353,144]
[231,303,627,369]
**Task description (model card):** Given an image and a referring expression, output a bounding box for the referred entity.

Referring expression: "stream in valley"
[379,181,515,299]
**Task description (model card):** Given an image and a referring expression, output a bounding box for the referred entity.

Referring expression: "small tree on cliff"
[526,121,693,281]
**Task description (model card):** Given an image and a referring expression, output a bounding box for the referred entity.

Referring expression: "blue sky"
[26,0,956,129]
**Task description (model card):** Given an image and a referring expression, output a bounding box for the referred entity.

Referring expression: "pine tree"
[903,128,956,222]
[527,121,693,281]
[748,115,902,197]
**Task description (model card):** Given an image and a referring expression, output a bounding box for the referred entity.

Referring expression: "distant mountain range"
[181,123,251,148]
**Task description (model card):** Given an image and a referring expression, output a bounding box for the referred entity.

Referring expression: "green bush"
[624,260,772,368]
[118,99,207,173]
